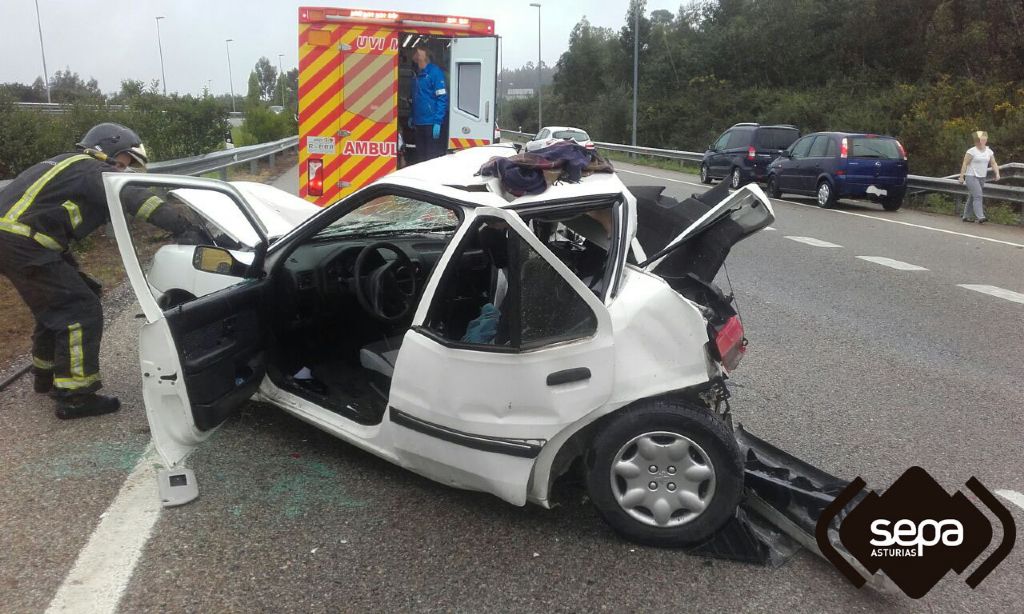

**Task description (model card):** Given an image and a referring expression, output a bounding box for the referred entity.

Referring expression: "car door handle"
[547,367,591,386]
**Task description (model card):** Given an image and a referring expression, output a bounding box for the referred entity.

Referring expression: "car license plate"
[307,136,336,155]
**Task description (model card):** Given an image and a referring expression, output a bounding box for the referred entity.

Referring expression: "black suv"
[701,123,800,188]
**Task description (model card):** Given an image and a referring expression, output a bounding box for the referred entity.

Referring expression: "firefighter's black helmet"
[76,123,149,168]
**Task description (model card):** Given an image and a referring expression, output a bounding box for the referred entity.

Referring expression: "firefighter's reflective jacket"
[0,153,191,256]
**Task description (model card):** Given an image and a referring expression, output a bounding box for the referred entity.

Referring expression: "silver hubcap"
[818,183,830,206]
[731,170,740,188]
[701,166,707,181]
[610,431,716,528]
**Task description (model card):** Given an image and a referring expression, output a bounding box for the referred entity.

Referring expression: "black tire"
[730,167,743,189]
[816,180,837,208]
[700,164,712,184]
[586,401,743,547]
[881,193,903,211]
[766,176,781,199]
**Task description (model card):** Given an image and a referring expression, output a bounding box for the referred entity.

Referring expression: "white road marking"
[616,168,708,189]
[785,236,843,248]
[856,256,928,271]
[996,490,1024,511]
[957,284,1024,304]
[617,166,1024,249]
[776,198,1024,249]
[46,445,162,614]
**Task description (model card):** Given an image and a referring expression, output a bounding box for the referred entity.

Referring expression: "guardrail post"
[250,159,259,175]
[218,168,228,181]
[269,152,276,168]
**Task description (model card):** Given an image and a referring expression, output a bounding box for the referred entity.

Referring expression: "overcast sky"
[2,0,685,96]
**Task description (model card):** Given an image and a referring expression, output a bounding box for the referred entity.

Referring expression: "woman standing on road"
[958,131,1000,223]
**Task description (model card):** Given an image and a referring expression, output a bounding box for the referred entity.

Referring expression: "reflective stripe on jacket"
[0,153,180,251]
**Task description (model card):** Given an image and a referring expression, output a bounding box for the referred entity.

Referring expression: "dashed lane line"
[785,236,843,248]
[856,256,929,271]
[957,284,1024,305]
[769,198,1024,249]
[615,168,1024,249]
[995,490,1024,512]
[45,445,161,614]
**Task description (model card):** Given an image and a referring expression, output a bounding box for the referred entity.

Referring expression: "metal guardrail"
[12,102,129,115]
[0,136,299,190]
[500,129,1024,207]
[148,135,299,178]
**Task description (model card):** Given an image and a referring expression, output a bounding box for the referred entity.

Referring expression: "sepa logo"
[869,518,963,557]
[816,466,1016,599]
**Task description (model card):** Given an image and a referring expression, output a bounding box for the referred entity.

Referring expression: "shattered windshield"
[314,195,459,239]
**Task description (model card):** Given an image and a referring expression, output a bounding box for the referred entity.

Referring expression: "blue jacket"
[411,62,448,126]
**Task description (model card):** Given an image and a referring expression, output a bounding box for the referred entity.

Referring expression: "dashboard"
[275,235,452,322]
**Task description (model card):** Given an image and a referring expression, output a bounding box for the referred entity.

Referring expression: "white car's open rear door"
[447,36,497,148]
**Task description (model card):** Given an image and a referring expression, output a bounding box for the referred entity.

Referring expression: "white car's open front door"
[447,36,497,148]
[387,207,615,506]
[104,174,272,506]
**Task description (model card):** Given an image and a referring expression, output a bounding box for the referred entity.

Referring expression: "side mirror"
[192,246,247,277]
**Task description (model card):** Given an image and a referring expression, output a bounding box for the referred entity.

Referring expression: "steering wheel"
[353,242,418,322]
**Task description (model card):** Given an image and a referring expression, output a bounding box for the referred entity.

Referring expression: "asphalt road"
[1,162,1022,613]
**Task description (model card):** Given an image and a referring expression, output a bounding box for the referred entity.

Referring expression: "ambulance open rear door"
[447,36,497,151]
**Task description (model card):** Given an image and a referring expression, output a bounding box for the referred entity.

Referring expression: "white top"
[965,146,993,177]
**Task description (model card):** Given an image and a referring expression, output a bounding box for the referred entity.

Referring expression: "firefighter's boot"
[55,394,121,420]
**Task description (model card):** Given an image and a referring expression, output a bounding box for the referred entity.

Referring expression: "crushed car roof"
[380,144,627,208]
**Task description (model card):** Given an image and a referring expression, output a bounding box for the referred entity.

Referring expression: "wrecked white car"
[104,144,774,546]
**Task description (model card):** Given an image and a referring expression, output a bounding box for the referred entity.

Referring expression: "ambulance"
[297,6,498,205]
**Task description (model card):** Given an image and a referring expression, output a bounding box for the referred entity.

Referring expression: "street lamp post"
[631,7,638,147]
[225,38,236,113]
[155,16,167,96]
[277,53,285,106]
[529,3,541,130]
[33,0,51,103]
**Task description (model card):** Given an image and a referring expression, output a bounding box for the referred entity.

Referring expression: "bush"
[0,93,228,178]
[243,103,297,144]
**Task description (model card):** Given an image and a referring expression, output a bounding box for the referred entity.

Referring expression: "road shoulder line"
[45,444,162,614]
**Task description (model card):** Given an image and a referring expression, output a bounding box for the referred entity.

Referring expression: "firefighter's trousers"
[0,235,103,397]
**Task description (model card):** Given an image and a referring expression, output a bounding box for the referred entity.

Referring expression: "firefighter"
[410,46,448,163]
[0,123,196,419]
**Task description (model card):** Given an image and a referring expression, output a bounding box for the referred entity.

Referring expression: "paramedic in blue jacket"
[410,46,448,162]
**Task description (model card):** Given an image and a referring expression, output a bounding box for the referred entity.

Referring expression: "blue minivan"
[765,132,908,210]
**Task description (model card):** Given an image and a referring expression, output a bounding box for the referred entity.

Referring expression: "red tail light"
[585,142,595,149]
[896,141,907,160]
[307,159,324,197]
[713,315,746,372]
[840,137,848,159]
[747,146,756,161]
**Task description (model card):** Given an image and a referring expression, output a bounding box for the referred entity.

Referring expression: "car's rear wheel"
[700,164,712,184]
[881,193,904,211]
[816,180,836,208]
[767,176,781,198]
[586,401,743,547]
[730,167,743,189]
